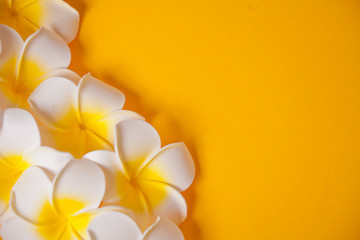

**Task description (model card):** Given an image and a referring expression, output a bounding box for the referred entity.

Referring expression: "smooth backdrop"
[66,0,360,239]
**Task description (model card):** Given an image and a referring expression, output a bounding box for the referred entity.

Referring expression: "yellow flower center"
[38,198,92,239]
[0,155,29,205]
[0,0,43,38]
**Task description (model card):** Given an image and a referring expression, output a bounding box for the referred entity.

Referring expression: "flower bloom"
[29,73,143,158]
[0,24,79,109]
[0,0,79,42]
[1,162,183,240]
[84,119,195,230]
[0,108,73,215]
[2,161,115,239]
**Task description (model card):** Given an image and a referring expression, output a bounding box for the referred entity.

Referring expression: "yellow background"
[66,0,360,239]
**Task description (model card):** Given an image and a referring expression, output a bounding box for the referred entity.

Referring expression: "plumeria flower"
[84,119,195,230]
[89,215,184,240]
[29,73,143,158]
[0,108,73,216]
[0,0,79,42]
[1,162,134,240]
[0,24,79,109]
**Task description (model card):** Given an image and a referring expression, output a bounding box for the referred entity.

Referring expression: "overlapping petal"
[137,143,195,191]
[83,150,125,202]
[25,146,73,178]
[2,163,145,240]
[87,119,195,230]
[17,27,71,92]
[137,180,187,225]
[0,108,40,214]
[0,24,75,109]
[52,160,105,216]
[0,25,23,82]
[78,73,125,123]
[29,74,143,158]
[9,166,60,225]
[0,0,79,42]
[0,108,72,217]
[143,217,184,240]
[115,118,161,179]
[29,77,79,131]
[88,215,184,240]
[87,211,142,240]
[1,217,66,240]
[0,108,40,156]
[85,110,143,148]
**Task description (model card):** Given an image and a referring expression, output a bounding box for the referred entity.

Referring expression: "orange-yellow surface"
[66,0,360,239]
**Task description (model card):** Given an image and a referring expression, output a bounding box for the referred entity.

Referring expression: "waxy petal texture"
[0,0,79,42]
[53,160,105,216]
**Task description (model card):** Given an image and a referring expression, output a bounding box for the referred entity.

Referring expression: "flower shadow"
[99,74,203,240]
[65,0,202,239]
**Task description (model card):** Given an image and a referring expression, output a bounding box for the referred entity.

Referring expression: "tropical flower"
[0,24,79,109]
[2,164,185,239]
[89,215,184,240]
[0,0,79,42]
[84,118,195,230]
[1,162,131,239]
[29,73,143,158]
[0,108,73,216]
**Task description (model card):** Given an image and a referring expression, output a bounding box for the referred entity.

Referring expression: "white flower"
[2,162,138,240]
[0,0,79,42]
[0,108,73,216]
[29,73,143,158]
[84,119,195,230]
[0,24,79,109]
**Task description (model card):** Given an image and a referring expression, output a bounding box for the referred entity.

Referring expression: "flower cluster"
[0,1,195,239]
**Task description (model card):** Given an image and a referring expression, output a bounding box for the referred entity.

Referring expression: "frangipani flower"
[0,108,73,215]
[1,162,138,240]
[89,215,184,240]
[29,74,143,158]
[2,164,184,240]
[0,0,79,42]
[2,163,88,239]
[84,119,195,230]
[0,24,79,109]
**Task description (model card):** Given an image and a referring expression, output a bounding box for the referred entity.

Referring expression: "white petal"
[1,216,69,240]
[37,68,81,84]
[78,74,126,124]
[0,108,40,156]
[115,119,161,178]
[29,77,79,131]
[83,150,125,202]
[88,211,142,240]
[138,180,187,225]
[53,159,105,216]
[1,217,44,240]
[0,24,23,80]
[86,110,144,146]
[25,146,73,178]
[17,0,79,43]
[137,143,195,191]
[71,205,135,239]
[17,27,71,88]
[143,217,184,240]
[10,166,59,225]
